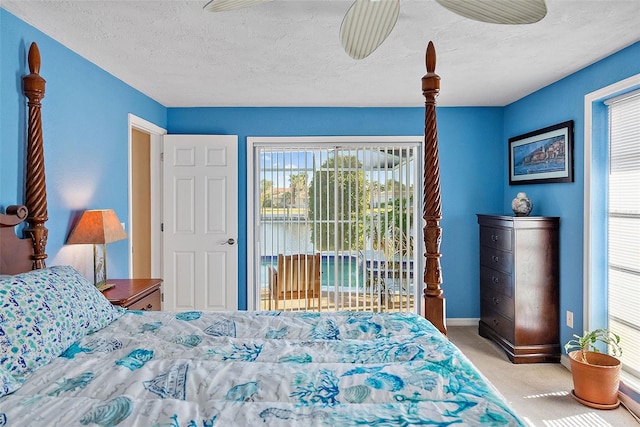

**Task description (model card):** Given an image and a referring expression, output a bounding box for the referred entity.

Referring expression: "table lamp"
[67,209,127,291]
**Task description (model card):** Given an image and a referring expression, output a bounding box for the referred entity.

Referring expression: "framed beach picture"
[509,120,574,185]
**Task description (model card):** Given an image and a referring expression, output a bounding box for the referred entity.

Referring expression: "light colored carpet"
[447,326,639,426]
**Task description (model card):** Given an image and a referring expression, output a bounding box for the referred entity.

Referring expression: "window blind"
[254,143,421,313]
[607,90,640,383]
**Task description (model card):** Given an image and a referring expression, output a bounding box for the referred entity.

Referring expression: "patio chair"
[268,253,321,311]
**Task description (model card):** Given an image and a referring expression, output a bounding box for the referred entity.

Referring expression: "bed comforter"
[0,310,523,426]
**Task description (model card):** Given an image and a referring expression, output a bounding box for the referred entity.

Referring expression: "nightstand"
[102,278,163,311]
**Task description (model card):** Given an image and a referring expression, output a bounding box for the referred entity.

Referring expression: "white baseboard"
[446,318,479,327]
[560,354,571,371]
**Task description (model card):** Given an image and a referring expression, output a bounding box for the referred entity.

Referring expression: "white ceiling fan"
[203,0,547,60]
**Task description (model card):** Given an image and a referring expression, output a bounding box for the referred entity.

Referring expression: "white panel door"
[163,134,238,311]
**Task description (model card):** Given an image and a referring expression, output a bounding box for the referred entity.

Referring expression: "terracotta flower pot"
[568,350,621,408]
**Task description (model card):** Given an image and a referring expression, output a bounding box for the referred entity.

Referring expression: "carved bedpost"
[421,41,446,335]
[22,42,48,269]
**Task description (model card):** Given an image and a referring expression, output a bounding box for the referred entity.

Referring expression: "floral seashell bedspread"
[0,310,524,426]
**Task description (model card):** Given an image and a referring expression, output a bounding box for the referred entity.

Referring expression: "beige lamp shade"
[67,209,127,290]
[67,209,127,244]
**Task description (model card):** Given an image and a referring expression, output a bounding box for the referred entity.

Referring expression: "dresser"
[102,278,163,311]
[477,214,560,363]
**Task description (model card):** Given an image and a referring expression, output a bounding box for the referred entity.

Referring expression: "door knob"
[222,238,235,245]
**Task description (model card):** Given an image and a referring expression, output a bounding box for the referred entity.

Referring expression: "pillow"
[41,265,126,333]
[0,265,125,388]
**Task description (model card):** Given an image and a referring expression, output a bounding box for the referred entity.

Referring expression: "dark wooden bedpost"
[421,41,446,335]
[22,42,48,269]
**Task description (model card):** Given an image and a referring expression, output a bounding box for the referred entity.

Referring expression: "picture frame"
[509,120,574,185]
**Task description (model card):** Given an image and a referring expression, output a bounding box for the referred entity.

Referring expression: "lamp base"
[96,282,115,292]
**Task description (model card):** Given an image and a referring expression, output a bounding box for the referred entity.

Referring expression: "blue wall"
[1,9,166,278]
[167,107,504,311]
[503,42,640,348]
[3,8,640,344]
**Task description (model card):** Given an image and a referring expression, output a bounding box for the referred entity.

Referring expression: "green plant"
[564,329,622,364]
[367,196,414,258]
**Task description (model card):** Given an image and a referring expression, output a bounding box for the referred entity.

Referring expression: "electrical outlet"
[566,310,574,328]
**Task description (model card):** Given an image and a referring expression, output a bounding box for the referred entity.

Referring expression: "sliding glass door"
[249,137,422,313]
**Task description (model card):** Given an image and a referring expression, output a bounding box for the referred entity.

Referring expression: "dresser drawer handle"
[491,234,499,242]
[492,255,499,263]
[492,297,500,305]
[492,276,499,284]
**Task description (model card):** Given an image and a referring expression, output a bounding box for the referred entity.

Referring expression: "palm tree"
[260,179,273,208]
[289,173,308,206]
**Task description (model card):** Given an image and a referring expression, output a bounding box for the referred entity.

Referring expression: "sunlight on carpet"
[524,390,570,399]
[541,412,614,426]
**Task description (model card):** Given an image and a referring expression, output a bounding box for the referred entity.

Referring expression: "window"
[607,91,640,384]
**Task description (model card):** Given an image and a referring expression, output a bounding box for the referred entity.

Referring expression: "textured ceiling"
[2,0,639,107]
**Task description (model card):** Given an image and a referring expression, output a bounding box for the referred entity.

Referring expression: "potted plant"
[564,329,622,409]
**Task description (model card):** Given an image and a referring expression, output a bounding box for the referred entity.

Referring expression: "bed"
[0,42,524,426]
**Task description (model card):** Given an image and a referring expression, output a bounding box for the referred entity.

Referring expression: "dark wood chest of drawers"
[477,214,560,363]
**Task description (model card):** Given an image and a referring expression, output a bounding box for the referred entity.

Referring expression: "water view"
[258,223,417,313]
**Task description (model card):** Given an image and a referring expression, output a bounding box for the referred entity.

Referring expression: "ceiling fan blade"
[436,0,547,24]
[340,0,400,60]
[204,0,272,12]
